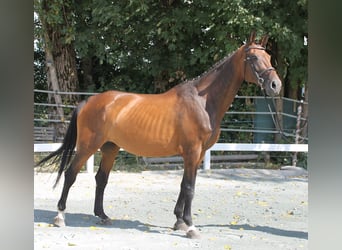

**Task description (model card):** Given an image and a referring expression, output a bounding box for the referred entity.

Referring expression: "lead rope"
[262,91,294,143]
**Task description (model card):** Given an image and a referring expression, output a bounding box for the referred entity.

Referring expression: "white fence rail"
[203,143,308,170]
[34,143,308,173]
[34,143,95,173]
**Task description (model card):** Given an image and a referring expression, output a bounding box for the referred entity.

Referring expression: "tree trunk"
[274,86,284,143]
[52,42,79,105]
[287,83,298,100]
[270,40,285,143]
[38,0,80,141]
[44,45,65,124]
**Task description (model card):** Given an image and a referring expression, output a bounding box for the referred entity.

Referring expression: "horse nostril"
[271,81,277,90]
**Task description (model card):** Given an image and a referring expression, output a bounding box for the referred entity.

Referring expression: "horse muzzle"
[264,76,282,97]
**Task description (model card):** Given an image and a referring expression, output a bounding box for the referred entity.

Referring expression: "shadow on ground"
[198,223,308,239]
[34,209,180,236]
[35,209,307,240]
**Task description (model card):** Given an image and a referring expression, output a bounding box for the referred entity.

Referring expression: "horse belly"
[111,126,179,157]
[108,102,180,157]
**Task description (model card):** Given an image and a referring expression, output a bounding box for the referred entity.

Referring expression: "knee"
[181,182,194,198]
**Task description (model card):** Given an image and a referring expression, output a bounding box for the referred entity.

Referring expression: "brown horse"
[36,31,281,239]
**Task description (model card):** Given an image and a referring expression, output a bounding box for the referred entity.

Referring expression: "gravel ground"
[34,167,308,250]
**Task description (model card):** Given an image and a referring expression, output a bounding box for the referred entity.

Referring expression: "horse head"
[243,31,282,97]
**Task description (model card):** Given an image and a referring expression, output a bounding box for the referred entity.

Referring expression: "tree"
[34,0,307,143]
[35,0,80,139]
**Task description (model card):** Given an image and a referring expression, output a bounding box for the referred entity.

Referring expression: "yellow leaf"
[224,245,232,250]
[230,220,238,225]
[37,223,54,228]
[89,226,99,230]
[68,242,77,246]
[257,201,268,207]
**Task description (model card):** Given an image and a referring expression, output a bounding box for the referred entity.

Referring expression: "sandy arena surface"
[34,168,308,250]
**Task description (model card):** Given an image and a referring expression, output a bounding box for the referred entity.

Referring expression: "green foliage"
[35,0,307,93]
[34,0,307,149]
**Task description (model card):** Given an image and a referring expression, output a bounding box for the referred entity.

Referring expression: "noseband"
[244,46,275,88]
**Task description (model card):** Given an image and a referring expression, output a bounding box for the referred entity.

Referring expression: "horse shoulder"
[177,87,212,136]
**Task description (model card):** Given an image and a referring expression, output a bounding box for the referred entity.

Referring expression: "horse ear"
[260,35,269,47]
[248,31,257,45]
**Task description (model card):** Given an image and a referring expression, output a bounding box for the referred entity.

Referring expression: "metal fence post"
[292,103,303,166]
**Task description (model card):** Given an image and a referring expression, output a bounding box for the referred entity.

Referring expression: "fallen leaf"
[236,191,243,196]
[287,210,294,215]
[257,201,268,207]
[230,220,238,225]
[224,244,232,250]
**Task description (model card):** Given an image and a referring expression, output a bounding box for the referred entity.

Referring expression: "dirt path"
[34,168,308,250]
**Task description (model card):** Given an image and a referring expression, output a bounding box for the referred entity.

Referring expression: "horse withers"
[36,31,281,239]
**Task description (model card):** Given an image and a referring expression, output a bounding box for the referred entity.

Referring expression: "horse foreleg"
[173,177,189,231]
[173,148,203,239]
[94,142,119,225]
[182,173,201,239]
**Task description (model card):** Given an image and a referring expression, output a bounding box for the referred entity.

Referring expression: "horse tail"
[35,100,86,188]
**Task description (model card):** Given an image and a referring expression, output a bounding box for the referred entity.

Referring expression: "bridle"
[244,46,275,89]
[244,45,294,143]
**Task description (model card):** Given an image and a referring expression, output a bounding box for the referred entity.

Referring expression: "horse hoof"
[97,218,112,225]
[173,221,189,231]
[53,216,66,227]
[186,226,201,239]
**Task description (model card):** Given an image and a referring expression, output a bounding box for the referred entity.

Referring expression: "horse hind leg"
[54,148,97,227]
[94,142,120,225]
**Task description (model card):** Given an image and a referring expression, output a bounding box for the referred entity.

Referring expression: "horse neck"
[195,47,245,130]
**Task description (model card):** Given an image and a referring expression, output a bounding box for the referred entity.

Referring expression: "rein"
[244,45,292,143]
[244,46,275,89]
[262,92,297,143]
